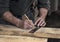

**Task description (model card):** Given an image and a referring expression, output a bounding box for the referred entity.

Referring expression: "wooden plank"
[0,24,60,39]
[34,27,60,38]
[0,35,47,42]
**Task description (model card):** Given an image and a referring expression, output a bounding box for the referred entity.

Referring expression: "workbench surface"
[0,24,60,39]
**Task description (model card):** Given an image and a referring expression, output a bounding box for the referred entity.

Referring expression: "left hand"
[35,17,46,27]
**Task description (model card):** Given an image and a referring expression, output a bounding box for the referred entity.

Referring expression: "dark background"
[45,0,60,28]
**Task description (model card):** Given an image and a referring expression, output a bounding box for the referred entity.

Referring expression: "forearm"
[2,11,22,26]
[35,8,48,26]
[39,8,48,19]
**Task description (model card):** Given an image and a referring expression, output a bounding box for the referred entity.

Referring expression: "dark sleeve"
[37,0,50,10]
[0,0,10,17]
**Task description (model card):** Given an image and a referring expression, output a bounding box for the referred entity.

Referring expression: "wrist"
[39,16,46,20]
[15,19,24,28]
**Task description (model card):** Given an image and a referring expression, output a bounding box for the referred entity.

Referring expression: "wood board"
[0,35,47,42]
[0,24,60,39]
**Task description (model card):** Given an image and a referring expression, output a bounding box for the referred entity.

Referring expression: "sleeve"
[0,0,10,17]
[37,0,50,10]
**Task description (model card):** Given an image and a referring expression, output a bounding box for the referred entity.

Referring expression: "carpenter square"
[29,26,41,33]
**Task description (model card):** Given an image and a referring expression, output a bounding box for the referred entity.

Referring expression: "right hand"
[24,20,34,29]
[16,19,34,30]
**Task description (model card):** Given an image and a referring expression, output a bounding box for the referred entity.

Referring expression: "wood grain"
[0,24,60,39]
[0,35,47,42]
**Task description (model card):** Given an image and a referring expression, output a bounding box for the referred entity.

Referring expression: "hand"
[24,20,34,29]
[16,19,34,30]
[35,17,46,27]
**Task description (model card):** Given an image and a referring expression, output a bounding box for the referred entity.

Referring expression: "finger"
[42,23,46,26]
[24,25,31,29]
[25,24,32,29]
[35,18,41,25]
[28,20,34,27]
[25,20,34,28]
[24,22,32,29]
[39,21,45,26]
[37,19,43,27]
[30,21,34,26]
[40,22,46,27]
